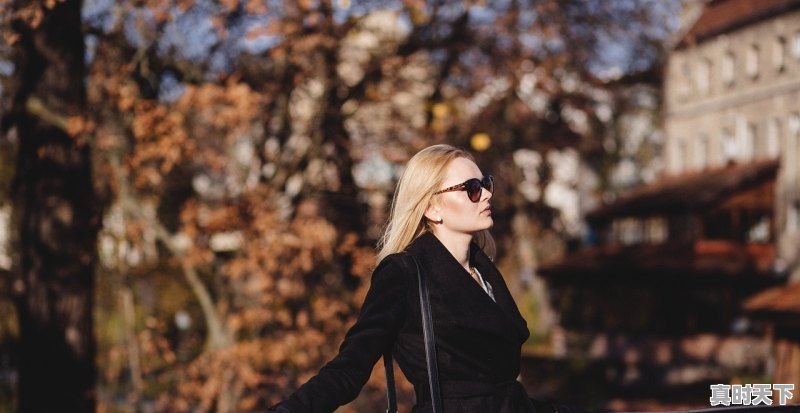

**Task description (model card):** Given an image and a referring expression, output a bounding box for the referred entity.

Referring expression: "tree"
[0,0,680,411]
[1,0,99,411]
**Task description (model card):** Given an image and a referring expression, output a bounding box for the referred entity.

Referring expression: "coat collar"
[405,232,530,344]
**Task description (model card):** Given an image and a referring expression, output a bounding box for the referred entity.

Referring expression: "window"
[736,116,753,161]
[773,36,786,71]
[746,44,759,79]
[790,113,800,187]
[676,59,692,100]
[789,201,800,235]
[645,217,668,244]
[682,61,691,80]
[696,134,709,169]
[722,128,736,164]
[793,31,800,60]
[767,118,781,158]
[751,122,766,159]
[722,52,735,86]
[674,137,689,172]
[613,218,647,245]
[747,216,771,243]
[790,113,800,136]
[681,138,691,172]
[696,58,711,95]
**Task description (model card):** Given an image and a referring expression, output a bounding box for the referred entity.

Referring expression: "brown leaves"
[174,0,196,13]
[245,0,268,14]
[10,3,44,29]
[180,79,262,132]
[124,80,262,192]
[156,345,264,412]
[0,0,62,47]
[65,115,96,137]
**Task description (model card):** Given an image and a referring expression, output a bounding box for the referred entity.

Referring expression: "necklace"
[469,266,480,283]
[469,266,496,302]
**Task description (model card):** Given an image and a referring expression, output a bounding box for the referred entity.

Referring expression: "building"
[666,0,800,273]
[668,0,800,396]
[538,0,800,407]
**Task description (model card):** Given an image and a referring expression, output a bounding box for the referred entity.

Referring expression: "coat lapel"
[406,232,529,344]
[470,243,529,341]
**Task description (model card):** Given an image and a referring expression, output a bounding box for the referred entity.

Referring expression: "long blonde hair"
[376,144,496,263]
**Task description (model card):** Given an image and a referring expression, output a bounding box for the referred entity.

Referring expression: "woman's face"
[426,157,493,235]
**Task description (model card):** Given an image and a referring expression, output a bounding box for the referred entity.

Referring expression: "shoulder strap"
[384,253,442,413]
[413,254,443,413]
[383,351,398,413]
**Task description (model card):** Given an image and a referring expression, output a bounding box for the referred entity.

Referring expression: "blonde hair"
[376,144,496,263]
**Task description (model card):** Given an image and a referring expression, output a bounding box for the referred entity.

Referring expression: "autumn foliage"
[0,0,677,411]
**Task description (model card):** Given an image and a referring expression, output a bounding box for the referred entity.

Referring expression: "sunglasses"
[433,175,494,203]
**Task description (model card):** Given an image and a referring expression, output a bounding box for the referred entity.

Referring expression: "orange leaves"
[128,80,261,191]
[162,343,270,411]
[218,0,240,13]
[244,0,268,14]
[138,319,178,373]
[65,115,95,137]
[337,231,376,278]
[291,219,337,265]
[117,83,139,112]
[310,295,350,326]
[178,80,261,134]
[9,3,44,30]
[175,0,196,12]
[140,0,172,24]
[129,101,191,178]
[115,77,263,195]
[104,183,371,410]
[42,0,64,8]
[2,30,20,46]
[200,204,244,232]
[245,17,284,41]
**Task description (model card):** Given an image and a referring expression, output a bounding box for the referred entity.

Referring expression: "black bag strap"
[414,254,443,413]
[383,350,398,413]
[384,253,442,413]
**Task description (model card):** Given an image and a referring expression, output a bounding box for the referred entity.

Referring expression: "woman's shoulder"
[367,252,414,292]
[375,251,414,274]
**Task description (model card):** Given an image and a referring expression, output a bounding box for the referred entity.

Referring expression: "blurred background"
[1,0,799,412]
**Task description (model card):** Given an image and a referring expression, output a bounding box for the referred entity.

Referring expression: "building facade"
[665,0,800,278]
[538,1,800,407]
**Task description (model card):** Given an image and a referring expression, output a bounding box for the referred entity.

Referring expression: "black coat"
[270,232,545,413]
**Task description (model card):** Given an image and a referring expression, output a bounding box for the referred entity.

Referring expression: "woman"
[269,144,557,413]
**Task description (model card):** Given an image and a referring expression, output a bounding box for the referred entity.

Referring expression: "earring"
[435,217,443,224]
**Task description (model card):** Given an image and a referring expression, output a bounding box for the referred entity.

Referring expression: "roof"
[586,159,779,223]
[743,282,800,314]
[676,0,800,49]
[538,240,783,287]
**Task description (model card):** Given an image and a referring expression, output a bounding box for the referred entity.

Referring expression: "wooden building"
[539,0,800,406]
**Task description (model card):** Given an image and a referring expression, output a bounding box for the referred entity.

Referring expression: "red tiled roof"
[677,0,800,49]
[586,159,779,223]
[538,240,781,285]
[744,282,800,314]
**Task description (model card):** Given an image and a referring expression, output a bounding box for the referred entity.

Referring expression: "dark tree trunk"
[8,0,97,412]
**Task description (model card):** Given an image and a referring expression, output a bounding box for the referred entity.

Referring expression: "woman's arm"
[268,257,408,413]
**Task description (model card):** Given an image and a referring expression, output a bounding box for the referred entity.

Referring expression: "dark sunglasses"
[433,175,494,203]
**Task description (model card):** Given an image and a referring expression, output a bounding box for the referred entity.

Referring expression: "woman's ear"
[424,203,442,224]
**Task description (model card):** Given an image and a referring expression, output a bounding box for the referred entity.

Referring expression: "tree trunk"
[121,287,143,406]
[511,212,557,337]
[8,0,97,411]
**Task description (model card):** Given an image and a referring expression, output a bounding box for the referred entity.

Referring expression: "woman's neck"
[431,230,472,270]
